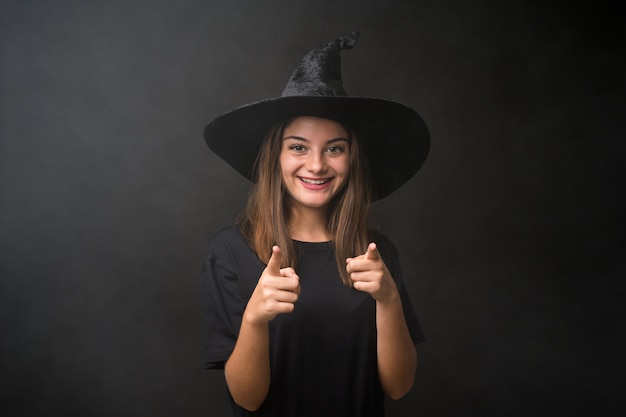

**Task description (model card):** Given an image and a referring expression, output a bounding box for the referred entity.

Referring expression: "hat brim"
[203,96,430,200]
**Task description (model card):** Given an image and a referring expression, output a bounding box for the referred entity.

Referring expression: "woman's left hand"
[346,243,398,303]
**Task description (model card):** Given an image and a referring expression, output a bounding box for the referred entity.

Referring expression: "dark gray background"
[1,0,624,416]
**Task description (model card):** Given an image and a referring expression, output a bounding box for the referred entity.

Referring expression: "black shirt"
[202,226,425,417]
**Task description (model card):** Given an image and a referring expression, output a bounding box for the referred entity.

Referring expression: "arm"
[224,317,270,411]
[225,246,300,411]
[346,243,417,399]
[375,290,417,399]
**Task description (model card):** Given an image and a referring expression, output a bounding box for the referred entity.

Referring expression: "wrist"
[375,287,401,306]
[243,309,271,329]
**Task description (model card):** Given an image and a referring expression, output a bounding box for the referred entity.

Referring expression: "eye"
[289,144,306,152]
[326,145,345,154]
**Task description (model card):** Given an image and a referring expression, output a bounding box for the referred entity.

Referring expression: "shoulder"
[204,226,252,267]
[208,225,246,247]
[202,226,265,296]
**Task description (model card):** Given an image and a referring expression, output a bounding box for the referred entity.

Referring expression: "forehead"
[283,116,349,141]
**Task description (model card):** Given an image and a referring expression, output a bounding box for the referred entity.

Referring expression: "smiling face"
[279,116,351,213]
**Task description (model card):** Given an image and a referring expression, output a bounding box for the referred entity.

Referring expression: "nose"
[305,152,327,174]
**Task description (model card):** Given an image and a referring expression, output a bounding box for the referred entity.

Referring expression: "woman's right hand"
[244,246,300,325]
[227,245,297,410]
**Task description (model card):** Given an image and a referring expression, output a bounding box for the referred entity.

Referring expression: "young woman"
[202,33,430,417]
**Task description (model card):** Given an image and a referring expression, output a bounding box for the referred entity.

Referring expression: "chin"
[293,197,333,210]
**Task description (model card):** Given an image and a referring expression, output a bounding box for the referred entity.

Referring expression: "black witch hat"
[203,32,430,200]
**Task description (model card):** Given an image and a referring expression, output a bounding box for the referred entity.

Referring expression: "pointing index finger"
[266,245,282,274]
[364,242,379,260]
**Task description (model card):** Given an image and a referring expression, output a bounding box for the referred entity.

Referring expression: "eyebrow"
[282,135,350,144]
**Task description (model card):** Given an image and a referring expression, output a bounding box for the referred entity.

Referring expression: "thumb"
[364,242,379,260]
[266,245,282,274]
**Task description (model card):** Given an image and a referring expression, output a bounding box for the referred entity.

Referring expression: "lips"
[299,177,331,185]
[298,176,334,190]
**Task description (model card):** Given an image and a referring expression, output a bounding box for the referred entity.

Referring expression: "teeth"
[300,177,329,185]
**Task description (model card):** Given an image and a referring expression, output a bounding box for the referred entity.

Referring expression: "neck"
[287,205,331,242]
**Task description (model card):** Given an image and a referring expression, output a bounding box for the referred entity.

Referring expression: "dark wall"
[1,1,624,416]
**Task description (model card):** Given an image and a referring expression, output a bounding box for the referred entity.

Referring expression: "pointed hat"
[203,32,430,200]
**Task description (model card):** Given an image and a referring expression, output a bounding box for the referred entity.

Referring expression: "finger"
[266,245,282,274]
[280,267,298,278]
[272,287,300,303]
[346,259,363,274]
[277,277,301,295]
[346,253,365,264]
[364,242,379,260]
[267,274,300,294]
[345,257,372,274]
[349,270,370,282]
[352,280,371,293]
[274,301,296,314]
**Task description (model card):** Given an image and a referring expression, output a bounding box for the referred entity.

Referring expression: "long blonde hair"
[238,118,372,285]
